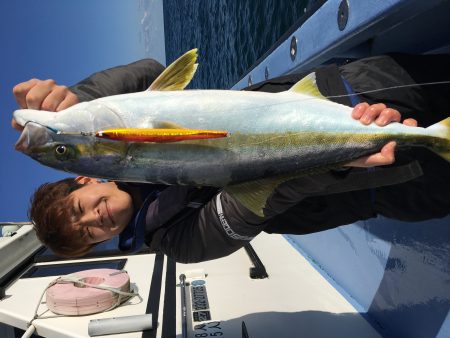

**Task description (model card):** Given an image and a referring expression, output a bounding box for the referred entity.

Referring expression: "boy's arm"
[11,59,165,130]
[148,187,267,263]
[150,105,417,263]
[344,102,417,167]
[151,171,362,263]
[70,59,165,101]
[12,79,79,130]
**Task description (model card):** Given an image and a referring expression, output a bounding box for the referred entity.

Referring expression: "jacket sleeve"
[70,59,165,102]
[147,172,358,263]
[148,162,424,263]
[147,186,267,263]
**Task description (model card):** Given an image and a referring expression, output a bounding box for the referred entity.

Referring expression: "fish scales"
[14,90,446,182]
[14,90,445,186]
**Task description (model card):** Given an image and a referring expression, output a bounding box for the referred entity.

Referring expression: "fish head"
[13,101,125,133]
[15,121,83,169]
[15,122,126,178]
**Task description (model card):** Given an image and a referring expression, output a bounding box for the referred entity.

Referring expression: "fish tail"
[426,117,450,162]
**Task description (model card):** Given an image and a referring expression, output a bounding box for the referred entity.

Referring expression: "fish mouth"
[15,122,54,153]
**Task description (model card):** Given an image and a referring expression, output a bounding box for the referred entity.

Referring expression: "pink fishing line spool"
[46,269,132,315]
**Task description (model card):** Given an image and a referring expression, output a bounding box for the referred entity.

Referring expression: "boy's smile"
[68,177,134,244]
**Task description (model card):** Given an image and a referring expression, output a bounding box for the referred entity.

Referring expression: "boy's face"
[68,177,133,244]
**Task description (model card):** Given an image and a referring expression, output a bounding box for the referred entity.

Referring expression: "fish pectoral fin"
[148,49,199,91]
[224,173,303,217]
[154,121,187,129]
[96,128,227,142]
[288,72,328,99]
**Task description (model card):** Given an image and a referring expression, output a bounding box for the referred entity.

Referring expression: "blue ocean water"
[163,0,314,89]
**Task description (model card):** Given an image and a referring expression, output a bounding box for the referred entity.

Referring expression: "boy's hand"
[11,79,79,131]
[345,102,418,168]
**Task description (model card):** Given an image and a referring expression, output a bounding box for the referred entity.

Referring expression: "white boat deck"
[0,233,380,337]
[0,225,41,281]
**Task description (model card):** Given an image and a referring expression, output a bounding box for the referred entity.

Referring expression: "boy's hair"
[29,178,96,258]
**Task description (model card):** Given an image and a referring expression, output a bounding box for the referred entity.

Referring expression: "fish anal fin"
[434,149,450,162]
[148,49,198,91]
[289,72,327,99]
[225,173,304,217]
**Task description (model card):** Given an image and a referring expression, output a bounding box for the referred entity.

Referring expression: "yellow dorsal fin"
[289,72,327,99]
[148,49,199,91]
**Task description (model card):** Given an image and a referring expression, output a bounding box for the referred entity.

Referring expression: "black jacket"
[70,54,450,262]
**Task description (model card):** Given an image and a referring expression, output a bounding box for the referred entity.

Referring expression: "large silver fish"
[13,49,450,215]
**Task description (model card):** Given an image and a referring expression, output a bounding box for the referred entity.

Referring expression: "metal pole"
[179,274,188,338]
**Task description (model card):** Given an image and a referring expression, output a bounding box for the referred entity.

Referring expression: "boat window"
[20,259,127,279]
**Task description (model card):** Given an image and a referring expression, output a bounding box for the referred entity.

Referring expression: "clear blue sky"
[0,0,165,221]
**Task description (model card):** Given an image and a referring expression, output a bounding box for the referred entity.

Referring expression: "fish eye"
[54,144,74,161]
[55,145,67,155]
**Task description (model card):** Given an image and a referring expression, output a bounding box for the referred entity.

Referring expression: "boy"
[12,55,449,262]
